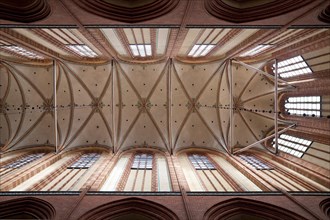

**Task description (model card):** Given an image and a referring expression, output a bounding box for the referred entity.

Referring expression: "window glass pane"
[4,153,45,169]
[239,155,272,170]
[0,46,44,59]
[273,134,312,158]
[66,45,97,58]
[131,154,153,170]
[188,154,215,170]
[240,44,271,57]
[285,96,321,117]
[129,44,152,57]
[68,153,100,169]
[188,44,215,57]
[274,55,312,78]
[137,45,146,57]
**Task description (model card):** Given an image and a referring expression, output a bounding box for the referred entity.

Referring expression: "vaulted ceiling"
[0,0,329,154]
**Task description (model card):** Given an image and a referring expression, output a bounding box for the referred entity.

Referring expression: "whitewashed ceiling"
[0,27,329,154]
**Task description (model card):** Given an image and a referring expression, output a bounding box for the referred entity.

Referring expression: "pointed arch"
[0,197,55,220]
[320,198,330,218]
[203,198,308,220]
[79,197,179,220]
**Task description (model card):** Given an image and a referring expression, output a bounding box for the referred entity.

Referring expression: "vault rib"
[237,71,258,101]
[3,62,48,102]
[168,60,173,153]
[145,109,169,152]
[172,108,193,152]
[195,110,228,153]
[59,63,75,148]
[238,111,259,143]
[115,61,144,152]
[172,62,194,151]
[6,112,47,151]
[1,67,11,101]
[3,66,27,149]
[62,109,95,151]
[114,62,122,150]
[99,109,113,148]
[216,62,227,149]
[145,60,170,152]
[0,67,12,148]
[60,62,96,100]
[117,110,142,152]
[2,114,11,149]
[193,61,227,149]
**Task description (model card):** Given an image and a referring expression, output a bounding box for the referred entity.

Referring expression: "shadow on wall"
[0,197,55,219]
[320,198,330,218]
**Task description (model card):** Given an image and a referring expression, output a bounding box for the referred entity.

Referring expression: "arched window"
[285,96,321,117]
[41,153,101,190]
[12,152,102,191]
[123,153,154,191]
[101,152,172,192]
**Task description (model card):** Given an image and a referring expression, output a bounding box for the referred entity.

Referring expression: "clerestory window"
[272,134,312,158]
[68,153,100,169]
[285,96,321,117]
[188,44,215,57]
[188,154,216,170]
[66,44,98,58]
[4,153,45,169]
[131,153,153,170]
[240,44,272,57]
[239,155,272,170]
[0,45,44,59]
[129,44,152,57]
[273,55,312,78]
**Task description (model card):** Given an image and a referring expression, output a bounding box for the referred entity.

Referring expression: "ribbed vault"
[0,58,280,155]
